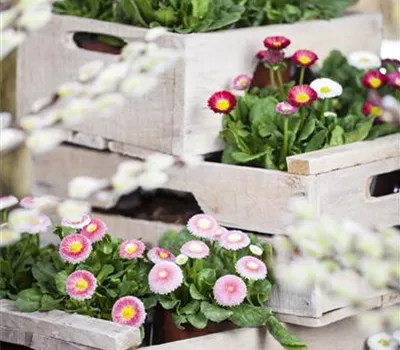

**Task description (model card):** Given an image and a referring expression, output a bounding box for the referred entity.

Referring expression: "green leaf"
[155,7,177,26]
[189,284,206,300]
[200,302,233,323]
[159,295,180,310]
[230,304,271,327]
[328,125,345,146]
[367,123,398,140]
[231,151,267,163]
[298,118,315,141]
[181,300,201,315]
[187,312,208,329]
[344,118,374,144]
[40,295,63,311]
[16,288,42,312]
[197,269,216,286]
[191,0,210,18]
[172,312,187,330]
[55,271,68,295]
[143,296,158,309]
[118,0,148,27]
[133,0,155,23]
[266,315,308,350]
[305,130,328,152]
[248,279,272,304]
[97,264,114,283]
[32,262,57,284]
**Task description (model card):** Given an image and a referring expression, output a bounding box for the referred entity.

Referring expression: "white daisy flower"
[8,208,41,233]
[111,173,139,195]
[26,128,65,154]
[0,128,26,153]
[348,51,381,70]
[116,161,144,177]
[0,196,19,210]
[78,60,104,83]
[68,177,109,200]
[94,93,125,118]
[137,170,168,191]
[310,78,343,99]
[144,153,175,171]
[61,98,95,126]
[0,225,21,247]
[367,332,399,350]
[57,200,91,222]
[120,74,158,97]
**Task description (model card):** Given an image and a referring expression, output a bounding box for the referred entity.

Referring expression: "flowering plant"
[53,0,357,34]
[153,214,307,349]
[210,36,399,171]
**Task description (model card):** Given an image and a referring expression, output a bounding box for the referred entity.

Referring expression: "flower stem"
[280,117,289,167]
[299,108,307,131]
[277,70,285,100]
[13,235,30,272]
[269,68,276,88]
[299,67,305,85]
[321,99,329,120]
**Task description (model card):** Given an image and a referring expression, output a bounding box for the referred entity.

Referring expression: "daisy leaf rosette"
[155,215,306,349]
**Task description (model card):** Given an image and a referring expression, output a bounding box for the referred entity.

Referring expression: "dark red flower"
[362,101,383,118]
[256,49,285,65]
[362,71,388,89]
[288,85,318,107]
[263,36,291,51]
[292,50,319,67]
[387,72,400,90]
[208,91,237,114]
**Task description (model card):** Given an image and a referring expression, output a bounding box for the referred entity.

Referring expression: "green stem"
[299,67,305,85]
[2,210,7,223]
[299,108,306,132]
[396,90,400,100]
[269,68,276,88]
[321,99,329,120]
[13,235,30,271]
[276,70,285,100]
[280,117,289,166]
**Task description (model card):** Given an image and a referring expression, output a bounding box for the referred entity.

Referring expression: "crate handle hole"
[368,169,400,198]
[72,32,127,55]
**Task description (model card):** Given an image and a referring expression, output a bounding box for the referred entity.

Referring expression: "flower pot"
[155,310,238,344]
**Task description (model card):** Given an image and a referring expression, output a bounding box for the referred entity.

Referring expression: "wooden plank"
[287,134,400,175]
[66,132,108,151]
[0,300,141,350]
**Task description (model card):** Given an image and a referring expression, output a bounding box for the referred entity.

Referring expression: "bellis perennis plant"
[156,214,307,350]
[210,36,399,171]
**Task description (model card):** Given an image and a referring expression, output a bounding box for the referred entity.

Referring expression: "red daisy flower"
[292,50,319,67]
[387,72,400,90]
[288,85,318,107]
[208,91,237,114]
[263,36,291,51]
[362,71,388,89]
[362,101,383,118]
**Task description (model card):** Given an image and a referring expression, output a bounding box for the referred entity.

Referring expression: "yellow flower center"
[158,270,168,279]
[246,262,259,270]
[295,93,310,104]
[298,56,311,65]
[75,278,88,291]
[369,77,382,88]
[395,78,400,87]
[371,106,382,117]
[320,87,331,94]
[238,79,247,86]
[227,286,235,292]
[159,252,169,259]
[198,218,211,229]
[216,99,230,111]
[378,339,390,346]
[189,243,203,253]
[69,241,83,253]
[121,306,136,320]
[86,224,97,233]
[272,42,281,47]
[125,243,138,254]
[227,233,242,243]
[360,57,370,63]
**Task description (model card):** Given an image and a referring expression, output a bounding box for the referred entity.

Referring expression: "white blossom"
[8,208,41,233]
[0,8,18,30]
[116,160,144,177]
[359,258,390,290]
[120,74,158,97]
[392,330,400,344]
[26,128,65,153]
[0,195,19,210]
[20,111,59,130]
[17,5,52,31]
[121,42,147,61]
[367,333,399,350]
[0,224,21,247]
[68,177,109,199]
[348,51,381,70]
[175,254,189,266]
[78,60,104,83]
[57,82,84,98]
[0,128,26,153]
[61,98,95,125]
[0,29,26,59]
[94,93,125,118]
[145,27,168,41]
[57,200,91,222]
[249,245,263,256]
[178,154,203,168]
[111,173,139,195]
[136,170,168,191]
[31,96,53,113]
[144,153,175,171]
[90,62,129,94]
[310,78,343,99]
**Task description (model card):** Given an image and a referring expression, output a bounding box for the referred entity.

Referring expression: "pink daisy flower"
[119,239,146,260]
[219,230,250,251]
[80,218,107,243]
[147,247,175,264]
[387,72,400,89]
[66,270,97,301]
[292,50,319,67]
[362,70,387,89]
[213,275,247,307]
[26,214,52,233]
[187,214,218,239]
[181,240,210,259]
[232,74,252,91]
[263,36,291,51]
[19,196,37,209]
[256,50,285,65]
[148,261,183,295]
[236,256,267,280]
[288,85,318,107]
[275,101,298,115]
[112,296,146,327]
[59,234,92,264]
[208,91,237,114]
[62,214,91,229]
[210,226,229,241]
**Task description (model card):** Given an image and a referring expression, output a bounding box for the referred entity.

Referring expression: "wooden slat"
[0,300,141,350]
[287,134,400,175]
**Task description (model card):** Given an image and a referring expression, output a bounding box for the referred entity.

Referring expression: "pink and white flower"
[148,261,183,295]
[213,275,247,307]
[387,72,400,89]
[187,214,218,239]
[236,256,267,280]
[80,218,107,243]
[288,85,318,107]
[256,50,285,65]
[26,214,52,234]
[181,240,210,259]
[59,234,92,264]
[275,102,298,115]
[62,214,91,229]
[66,270,97,301]
[0,196,18,211]
[112,296,146,327]
[147,247,175,264]
[210,226,229,241]
[232,74,252,91]
[263,36,291,51]
[219,230,250,251]
[119,239,146,260]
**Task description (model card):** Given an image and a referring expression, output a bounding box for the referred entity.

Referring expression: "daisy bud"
[249,245,263,256]
[275,101,298,115]
[175,254,189,266]
[232,74,252,91]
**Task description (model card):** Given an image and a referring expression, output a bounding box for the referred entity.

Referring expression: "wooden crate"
[0,299,389,350]
[17,13,382,156]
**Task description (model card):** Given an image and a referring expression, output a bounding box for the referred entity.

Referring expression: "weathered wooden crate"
[17,13,382,156]
[0,299,393,350]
